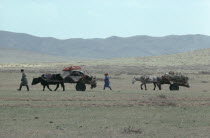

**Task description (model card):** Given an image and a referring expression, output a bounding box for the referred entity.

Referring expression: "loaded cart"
[61,66,97,91]
[162,72,190,91]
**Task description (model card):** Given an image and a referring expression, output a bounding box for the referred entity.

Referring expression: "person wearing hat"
[17,69,29,91]
[104,73,112,90]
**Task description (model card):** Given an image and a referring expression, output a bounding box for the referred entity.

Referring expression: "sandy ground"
[1,65,210,137]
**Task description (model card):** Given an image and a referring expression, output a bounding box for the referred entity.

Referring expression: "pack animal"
[132,75,162,90]
[31,74,65,91]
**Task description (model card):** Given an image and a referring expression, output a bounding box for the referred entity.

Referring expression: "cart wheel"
[169,84,179,91]
[76,83,86,91]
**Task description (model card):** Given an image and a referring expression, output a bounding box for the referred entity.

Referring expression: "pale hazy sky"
[0,0,210,38]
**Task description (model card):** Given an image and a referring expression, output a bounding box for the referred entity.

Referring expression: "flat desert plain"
[1,58,210,138]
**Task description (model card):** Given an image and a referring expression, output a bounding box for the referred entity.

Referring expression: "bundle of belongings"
[163,71,189,85]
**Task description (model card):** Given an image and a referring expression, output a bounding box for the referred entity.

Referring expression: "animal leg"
[47,85,52,91]
[153,83,156,90]
[54,84,59,91]
[158,84,162,90]
[144,84,147,90]
[140,84,143,90]
[43,85,46,91]
[61,83,65,91]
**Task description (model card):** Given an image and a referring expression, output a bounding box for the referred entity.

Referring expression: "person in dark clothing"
[104,73,112,90]
[17,69,29,91]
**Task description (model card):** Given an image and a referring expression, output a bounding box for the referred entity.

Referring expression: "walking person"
[104,73,112,90]
[17,69,29,91]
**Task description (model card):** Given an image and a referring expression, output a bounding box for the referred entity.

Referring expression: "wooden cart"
[162,73,190,91]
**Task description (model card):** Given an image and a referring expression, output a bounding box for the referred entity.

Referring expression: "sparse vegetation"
[201,81,209,83]
[199,71,210,75]
[1,66,210,137]
[158,94,167,99]
[122,126,144,135]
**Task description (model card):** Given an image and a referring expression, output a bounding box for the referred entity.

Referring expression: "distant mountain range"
[0,30,210,61]
[0,48,68,63]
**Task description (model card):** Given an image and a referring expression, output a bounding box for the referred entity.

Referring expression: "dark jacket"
[21,72,28,86]
[104,76,110,87]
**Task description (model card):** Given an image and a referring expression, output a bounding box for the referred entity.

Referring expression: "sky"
[0,0,210,39]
